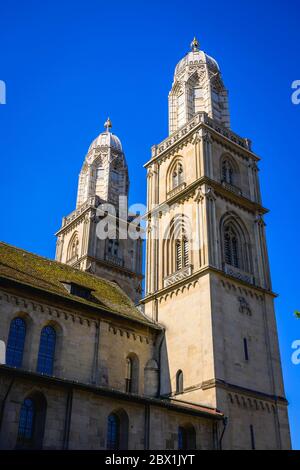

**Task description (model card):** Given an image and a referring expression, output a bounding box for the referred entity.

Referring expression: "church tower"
[143,39,291,449]
[55,119,143,304]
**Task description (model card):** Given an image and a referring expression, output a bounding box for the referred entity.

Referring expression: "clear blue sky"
[0,0,299,449]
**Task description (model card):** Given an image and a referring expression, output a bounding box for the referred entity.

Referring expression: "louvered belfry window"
[175,237,189,272]
[224,225,239,268]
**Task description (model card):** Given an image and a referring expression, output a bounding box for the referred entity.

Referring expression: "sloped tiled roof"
[0,242,158,328]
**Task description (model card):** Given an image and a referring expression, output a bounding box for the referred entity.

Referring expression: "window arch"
[220,154,240,188]
[106,409,129,450]
[16,393,47,449]
[37,326,56,375]
[178,424,196,450]
[6,317,26,367]
[106,413,120,450]
[176,370,183,394]
[125,353,139,393]
[163,215,192,278]
[67,232,79,262]
[167,158,185,194]
[220,213,252,274]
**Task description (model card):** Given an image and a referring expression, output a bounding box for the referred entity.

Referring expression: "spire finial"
[104,117,112,132]
[190,36,200,52]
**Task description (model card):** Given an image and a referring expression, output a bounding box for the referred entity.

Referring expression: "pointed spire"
[190,36,200,52]
[104,117,112,132]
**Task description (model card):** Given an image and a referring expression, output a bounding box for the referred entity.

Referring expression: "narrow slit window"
[243,337,249,361]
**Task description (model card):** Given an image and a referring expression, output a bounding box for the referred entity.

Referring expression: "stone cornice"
[144,112,259,168]
[145,176,268,217]
[141,265,277,304]
[0,365,223,420]
[0,276,159,332]
[201,378,288,406]
[76,255,144,280]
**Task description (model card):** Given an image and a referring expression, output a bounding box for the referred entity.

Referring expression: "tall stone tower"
[56,118,143,304]
[143,38,291,449]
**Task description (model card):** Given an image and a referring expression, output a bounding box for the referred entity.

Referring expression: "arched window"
[172,162,184,189]
[67,233,79,261]
[125,354,139,393]
[16,393,47,449]
[175,237,189,271]
[106,413,120,450]
[37,326,56,375]
[176,369,183,394]
[222,159,234,185]
[178,424,196,450]
[6,317,26,367]
[224,225,239,268]
[125,357,133,393]
[17,398,35,449]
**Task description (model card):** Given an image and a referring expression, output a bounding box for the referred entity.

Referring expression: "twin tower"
[55,39,291,449]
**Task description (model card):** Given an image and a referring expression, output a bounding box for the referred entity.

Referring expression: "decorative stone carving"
[238,296,252,316]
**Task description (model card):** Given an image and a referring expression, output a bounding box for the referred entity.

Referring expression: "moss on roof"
[0,242,156,328]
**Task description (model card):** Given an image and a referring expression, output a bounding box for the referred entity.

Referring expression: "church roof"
[0,242,158,329]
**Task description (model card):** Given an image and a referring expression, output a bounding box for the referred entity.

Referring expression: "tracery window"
[6,317,26,367]
[37,326,56,375]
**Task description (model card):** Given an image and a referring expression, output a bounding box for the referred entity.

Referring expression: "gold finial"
[190,36,200,52]
[104,117,112,132]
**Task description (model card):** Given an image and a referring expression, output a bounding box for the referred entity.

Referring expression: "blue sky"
[0,0,299,449]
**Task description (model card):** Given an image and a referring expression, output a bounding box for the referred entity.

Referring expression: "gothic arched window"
[67,233,79,262]
[125,357,133,393]
[125,354,139,393]
[175,237,189,271]
[224,225,239,268]
[16,394,47,449]
[17,398,35,449]
[37,326,56,375]
[6,317,26,367]
[222,159,234,185]
[106,413,120,450]
[172,162,184,189]
[176,369,184,394]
